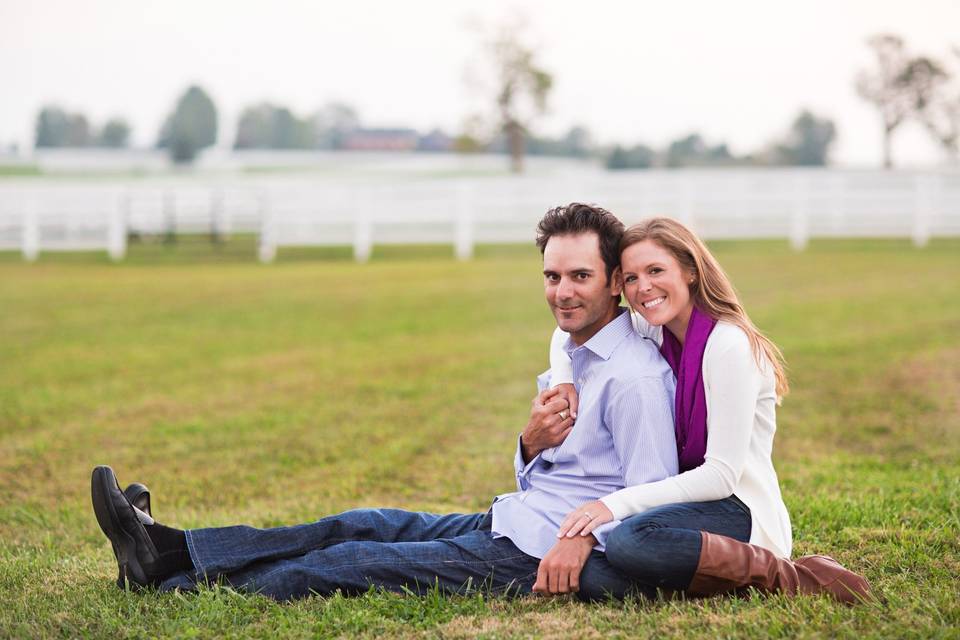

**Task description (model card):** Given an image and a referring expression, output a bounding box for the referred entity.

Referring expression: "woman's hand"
[557,500,614,538]
[552,383,579,420]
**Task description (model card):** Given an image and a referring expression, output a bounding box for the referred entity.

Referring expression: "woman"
[548,217,870,603]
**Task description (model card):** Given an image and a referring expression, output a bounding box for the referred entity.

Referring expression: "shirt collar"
[563,307,633,361]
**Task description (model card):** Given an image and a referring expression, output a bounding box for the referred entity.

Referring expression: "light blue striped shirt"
[490,308,678,558]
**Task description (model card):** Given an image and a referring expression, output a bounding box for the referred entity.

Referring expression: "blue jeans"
[575,496,752,601]
[158,508,541,600]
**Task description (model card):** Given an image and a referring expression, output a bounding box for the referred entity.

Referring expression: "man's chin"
[554,318,583,334]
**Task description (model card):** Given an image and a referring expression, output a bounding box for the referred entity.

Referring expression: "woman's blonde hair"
[621,217,789,398]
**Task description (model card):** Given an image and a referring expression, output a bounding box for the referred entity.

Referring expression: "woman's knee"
[604,516,662,571]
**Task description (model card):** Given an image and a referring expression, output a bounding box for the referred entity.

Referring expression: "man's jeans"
[576,496,752,601]
[157,508,541,600]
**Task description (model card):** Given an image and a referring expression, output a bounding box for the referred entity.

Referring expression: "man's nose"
[556,277,575,299]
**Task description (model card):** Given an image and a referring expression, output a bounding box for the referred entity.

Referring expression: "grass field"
[1,238,958,638]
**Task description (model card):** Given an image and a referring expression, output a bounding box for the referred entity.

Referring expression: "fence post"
[209,186,224,244]
[108,192,127,261]
[22,193,38,262]
[679,176,696,230]
[789,175,809,251]
[912,174,933,248]
[257,190,276,263]
[163,189,176,244]
[454,182,474,260]
[354,205,372,263]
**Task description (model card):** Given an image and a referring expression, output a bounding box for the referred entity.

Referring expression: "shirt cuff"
[513,434,540,488]
[588,520,621,552]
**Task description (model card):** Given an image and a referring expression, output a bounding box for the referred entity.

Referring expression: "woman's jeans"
[576,496,752,601]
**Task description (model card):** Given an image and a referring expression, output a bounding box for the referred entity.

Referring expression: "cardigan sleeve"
[548,326,575,386]
[600,326,763,519]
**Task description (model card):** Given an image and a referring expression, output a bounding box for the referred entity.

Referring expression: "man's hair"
[535,203,625,282]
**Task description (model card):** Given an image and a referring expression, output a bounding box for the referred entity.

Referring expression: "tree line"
[606,110,836,170]
[31,33,959,170]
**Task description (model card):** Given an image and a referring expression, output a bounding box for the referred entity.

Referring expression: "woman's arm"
[559,327,764,536]
[549,326,574,385]
[629,309,663,344]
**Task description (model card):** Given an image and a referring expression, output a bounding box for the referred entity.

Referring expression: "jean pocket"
[729,494,751,516]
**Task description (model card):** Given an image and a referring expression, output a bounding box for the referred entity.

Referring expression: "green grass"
[0,238,958,638]
[0,164,41,177]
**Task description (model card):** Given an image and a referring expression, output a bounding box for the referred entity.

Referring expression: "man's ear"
[610,266,623,296]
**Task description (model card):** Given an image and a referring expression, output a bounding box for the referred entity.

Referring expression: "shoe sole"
[91,466,150,590]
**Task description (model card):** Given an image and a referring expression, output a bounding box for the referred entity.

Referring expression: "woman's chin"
[635,308,667,327]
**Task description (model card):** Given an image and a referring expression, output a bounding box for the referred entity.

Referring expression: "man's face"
[543,232,623,345]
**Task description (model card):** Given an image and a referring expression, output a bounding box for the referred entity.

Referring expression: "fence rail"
[1,168,958,262]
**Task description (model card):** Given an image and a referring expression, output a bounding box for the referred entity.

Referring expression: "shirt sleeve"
[513,433,541,488]
[600,329,762,520]
[548,327,574,386]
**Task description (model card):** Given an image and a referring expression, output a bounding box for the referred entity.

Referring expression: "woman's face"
[621,239,695,339]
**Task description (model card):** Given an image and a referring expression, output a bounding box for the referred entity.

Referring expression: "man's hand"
[532,534,596,595]
[521,387,575,462]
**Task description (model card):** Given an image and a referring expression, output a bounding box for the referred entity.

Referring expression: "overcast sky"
[2,0,958,166]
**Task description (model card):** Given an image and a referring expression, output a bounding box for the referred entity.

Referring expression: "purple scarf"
[659,306,717,472]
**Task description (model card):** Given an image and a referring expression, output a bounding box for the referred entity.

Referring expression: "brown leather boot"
[686,531,871,605]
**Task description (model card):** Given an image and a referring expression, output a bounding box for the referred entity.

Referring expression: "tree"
[606,144,655,170]
[66,114,92,147]
[97,118,131,148]
[470,16,553,173]
[157,86,218,163]
[665,134,707,167]
[918,48,960,161]
[35,106,91,147]
[775,110,837,166]
[310,102,360,150]
[235,103,314,149]
[560,126,592,158]
[35,106,71,147]
[856,35,925,168]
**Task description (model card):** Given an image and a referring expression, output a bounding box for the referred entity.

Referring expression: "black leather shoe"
[123,483,151,518]
[91,466,162,589]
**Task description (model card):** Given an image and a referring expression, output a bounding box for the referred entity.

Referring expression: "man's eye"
[576,273,589,280]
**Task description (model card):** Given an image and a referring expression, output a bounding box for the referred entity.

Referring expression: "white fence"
[1,168,958,262]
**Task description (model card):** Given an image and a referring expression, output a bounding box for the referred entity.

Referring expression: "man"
[91,203,678,601]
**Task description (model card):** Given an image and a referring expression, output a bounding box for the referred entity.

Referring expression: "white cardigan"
[549,315,793,558]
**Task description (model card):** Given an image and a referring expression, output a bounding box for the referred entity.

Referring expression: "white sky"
[1,0,958,166]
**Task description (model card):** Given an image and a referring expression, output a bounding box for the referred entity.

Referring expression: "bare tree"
[856,35,917,168]
[919,47,960,162]
[468,16,553,173]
